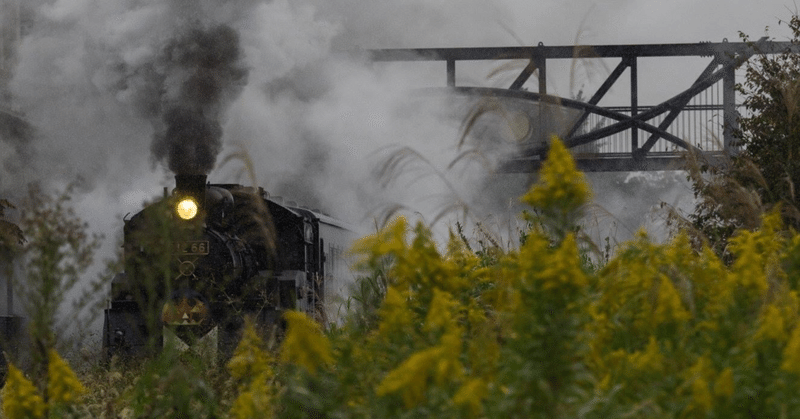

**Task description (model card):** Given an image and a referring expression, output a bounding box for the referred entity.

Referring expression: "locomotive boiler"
[102,174,355,359]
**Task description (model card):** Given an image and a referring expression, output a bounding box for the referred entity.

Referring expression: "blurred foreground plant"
[272,137,800,418]
[227,319,275,419]
[1,183,96,418]
[14,184,100,385]
[2,349,85,419]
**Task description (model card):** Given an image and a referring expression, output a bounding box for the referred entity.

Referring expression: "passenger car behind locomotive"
[103,174,355,359]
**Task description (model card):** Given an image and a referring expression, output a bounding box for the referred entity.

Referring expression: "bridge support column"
[723,61,737,152]
[630,56,638,152]
[446,59,455,87]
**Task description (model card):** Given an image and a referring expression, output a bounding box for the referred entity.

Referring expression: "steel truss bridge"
[371,39,798,172]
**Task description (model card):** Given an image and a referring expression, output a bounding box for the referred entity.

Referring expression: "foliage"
[227,319,274,419]
[279,310,333,375]
[271,137,800,418]
[684,14,800,258]
[735,15,800,221]
[1,184,97,419]
[0,198,22,387]
[2,363,45,419]
[678,150,765,262]
[521,135,592,240]
[2,350,85,419]
[12,137,800,417]
[13,184,101,390]
[122,348,220,419]
[0,199,24,251]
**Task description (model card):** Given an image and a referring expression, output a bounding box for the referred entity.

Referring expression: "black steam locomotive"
[103,174,355,359]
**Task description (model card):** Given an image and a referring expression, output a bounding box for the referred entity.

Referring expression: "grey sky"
[502,0,794,46]
[314,0,796,48]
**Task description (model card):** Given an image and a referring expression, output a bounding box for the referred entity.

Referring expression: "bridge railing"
[572,102,726,156]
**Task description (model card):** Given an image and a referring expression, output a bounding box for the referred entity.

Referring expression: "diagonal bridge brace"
[442,85,695,155]
[556,37,769,160]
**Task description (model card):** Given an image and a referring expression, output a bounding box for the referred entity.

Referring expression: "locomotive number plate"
[175,240,210,255]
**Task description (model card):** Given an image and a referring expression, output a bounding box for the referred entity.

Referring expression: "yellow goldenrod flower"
[227,319,273,381]
[424,288,458,333]
[756,304,787,342]
[352,217,408,270]
[2,363,45,419]
[654,275,691,325]
[629,336,664,372]
[47,349,85,405]
[434,329,464,385]
[782,324,800,374]
[690,376,714,413]
[729,210,785,297]
[280,310,333,374]
[229,372,272,419]
[466,324,500,378]
[596,374,612,391]
[713,367,734,399]
[516,230,549,275]
[376,328,464,407]
[536,233,587,291]
[694,247,733,317]
[376,346,439,407]
[520,136,591,218]
[683,357,715,414]
[377,286,414,337]
[453,378,488,417]
[445,230,480,268]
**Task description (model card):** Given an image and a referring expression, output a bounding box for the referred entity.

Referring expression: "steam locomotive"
[103,174,355,359]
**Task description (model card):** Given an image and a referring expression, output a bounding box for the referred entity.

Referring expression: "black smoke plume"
[142,24,248,175]
[153,107,223,175]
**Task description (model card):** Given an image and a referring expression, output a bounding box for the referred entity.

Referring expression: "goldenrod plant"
[46,350,85,407]
[1,363,45,419]
[227,319,274,419]
[521,134,592,241]
[13,133,800,417]
[121,347,220,418]
[279,311,333,375]
[267,137,800,418]
[1,350,85,419]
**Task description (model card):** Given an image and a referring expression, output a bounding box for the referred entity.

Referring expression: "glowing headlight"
[176,198,199,220]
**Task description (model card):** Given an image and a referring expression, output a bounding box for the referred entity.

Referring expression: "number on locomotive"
[175,240,210,255]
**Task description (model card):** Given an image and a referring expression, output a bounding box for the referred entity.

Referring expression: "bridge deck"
[501,151,728,172]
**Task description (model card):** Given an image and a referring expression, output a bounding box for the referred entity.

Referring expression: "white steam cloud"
[0,0,527,345]
[4,0,518,222]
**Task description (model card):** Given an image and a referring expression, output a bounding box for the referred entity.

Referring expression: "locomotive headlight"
[176,198,199,220]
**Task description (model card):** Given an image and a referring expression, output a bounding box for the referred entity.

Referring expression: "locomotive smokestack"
[174,174,207,220]
[175,174,207,195]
